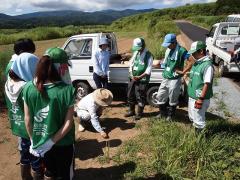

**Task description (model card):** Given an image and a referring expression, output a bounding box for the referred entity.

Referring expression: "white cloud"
[0,0,217,15]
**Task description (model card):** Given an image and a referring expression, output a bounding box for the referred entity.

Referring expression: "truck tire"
[76,82,90,100]
[146,86,160,107]
[218,60,226,77]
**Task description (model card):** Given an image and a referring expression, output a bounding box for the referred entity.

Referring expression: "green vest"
[188,57,213,100]
[23,81,75,148]
[163,47,187,79]
[5,88,29,139]
[5,61,13,78]
[131,51,152,83]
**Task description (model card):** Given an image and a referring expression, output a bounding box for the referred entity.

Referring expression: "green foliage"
[0,25,109,45]
[187,15,226,29]
[113,119,240,179]
[0,49,13,105]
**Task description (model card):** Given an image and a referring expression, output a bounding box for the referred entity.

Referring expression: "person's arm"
[88,105,103,133]
[24,101,33,139]
[134,55,153,81]
[195,66,213,109]
[52,106,74,143]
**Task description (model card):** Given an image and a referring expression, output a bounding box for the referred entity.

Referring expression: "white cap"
[132,38,145,51]
[99,37,109,46]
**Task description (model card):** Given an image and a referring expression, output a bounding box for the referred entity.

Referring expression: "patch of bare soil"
[0,102,159,179]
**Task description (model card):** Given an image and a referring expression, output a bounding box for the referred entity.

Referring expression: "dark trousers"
[19,137,43,173]
[127,79,148,107]
[93,72,108,89]
[44,145,74,180]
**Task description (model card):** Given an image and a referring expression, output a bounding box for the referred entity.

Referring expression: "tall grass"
[0,25,109,45]
[113,119,240,179]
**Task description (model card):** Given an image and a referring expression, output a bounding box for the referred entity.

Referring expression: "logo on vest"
[34,105,49,123]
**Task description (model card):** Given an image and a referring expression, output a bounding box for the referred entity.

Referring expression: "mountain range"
[0,9,156,28]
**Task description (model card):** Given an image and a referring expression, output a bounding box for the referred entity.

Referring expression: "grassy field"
[112,118,240,179]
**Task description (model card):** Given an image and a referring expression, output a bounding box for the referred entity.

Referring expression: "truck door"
[206,25,217,56]
[63,37,94,83]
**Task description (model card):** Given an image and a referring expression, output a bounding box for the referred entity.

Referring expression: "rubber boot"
[124,104,135,117]
[32,170,43,180]
[156,104,167,119]
[20,164,33,180]
[166,106,176,121]
[135,106,144,120]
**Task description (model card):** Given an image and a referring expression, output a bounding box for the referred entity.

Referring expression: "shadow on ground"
[83,118,136,134]
[74,161,136,180]
[75,138,122,160]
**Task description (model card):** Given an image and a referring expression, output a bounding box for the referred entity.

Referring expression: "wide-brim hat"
[93,88,113,106]
[99,37,109,46]
[188,41,207,54]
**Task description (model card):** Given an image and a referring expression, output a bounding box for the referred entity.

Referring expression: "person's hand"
[100,131,108,139]
[133,76,140,81]
[194,99,203,109]
[29,138,55,157]
[101,75,107,79]
[175,70,183,75]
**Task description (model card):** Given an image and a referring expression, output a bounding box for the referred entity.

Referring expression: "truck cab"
[225,14,240,22]
[206,22,240,76]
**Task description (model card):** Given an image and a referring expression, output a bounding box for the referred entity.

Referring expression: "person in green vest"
[5,38,36,79]
[187,41,214,132]
[124,38,153,120]
[4,44,42,179]
[23,47,76,180]
[156,33,189,121]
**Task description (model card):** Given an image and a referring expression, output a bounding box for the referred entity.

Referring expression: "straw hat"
[93,88,113,106]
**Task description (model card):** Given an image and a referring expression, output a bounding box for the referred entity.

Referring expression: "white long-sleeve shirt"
[93,48,110,76]
[76,93,103,132]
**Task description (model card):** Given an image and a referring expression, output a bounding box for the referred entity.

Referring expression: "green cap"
[188,41,207,54]
[44,47,68,64]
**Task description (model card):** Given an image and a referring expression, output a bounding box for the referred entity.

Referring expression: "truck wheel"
[76,82,90,100]
[146,86,160,107]
[218,60,226,77]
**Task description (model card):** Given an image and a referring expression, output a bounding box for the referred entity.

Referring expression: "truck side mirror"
[205,33,210,37]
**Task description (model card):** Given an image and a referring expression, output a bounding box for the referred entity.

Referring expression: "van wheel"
[76,82,90,100]
[146,86,159,107]
[218,60,226,77]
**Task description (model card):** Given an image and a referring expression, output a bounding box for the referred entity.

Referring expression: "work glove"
[29,139,55,157]
[29,139,40,157]
[194,99,203,109]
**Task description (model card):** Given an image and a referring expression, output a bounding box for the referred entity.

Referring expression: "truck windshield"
[65,38,93,59]
[209,26,217,37]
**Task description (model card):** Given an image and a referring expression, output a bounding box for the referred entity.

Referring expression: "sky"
[1,0,217,16]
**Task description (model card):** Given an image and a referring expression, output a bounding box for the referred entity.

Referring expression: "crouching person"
[76,88,113,139]
[187,41,214,132]
[23,47,75,180]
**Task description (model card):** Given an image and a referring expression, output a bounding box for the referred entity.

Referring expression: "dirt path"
[0,102,158,179]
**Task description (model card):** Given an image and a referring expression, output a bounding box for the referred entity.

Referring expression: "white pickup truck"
[206,22,240,76]
[62,32,167,106]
